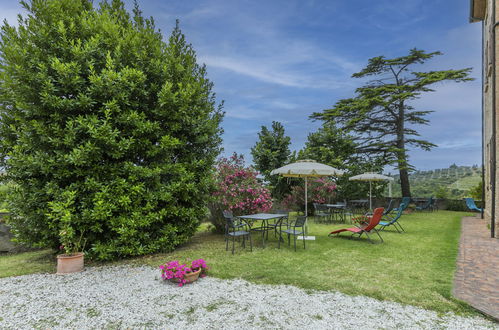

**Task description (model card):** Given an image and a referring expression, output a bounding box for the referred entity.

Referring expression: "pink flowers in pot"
[159,259,209,287]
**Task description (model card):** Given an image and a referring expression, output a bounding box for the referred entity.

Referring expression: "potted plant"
[56,226,86,275]
[159,259,209,287]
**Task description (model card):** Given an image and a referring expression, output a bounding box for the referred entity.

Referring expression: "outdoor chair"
[279,215,307,251]
[225,217,252,255]
[464,198,482,212]
[266,210,291,238]
[223,210,247,243]
[428,197,437,212]
[330,201,347,223]
[313,203,330,223]
[416,197,433,212]
[393,197,411,212]
[383,199,394,216]
[328,207,384,244]
[378,206,405,233]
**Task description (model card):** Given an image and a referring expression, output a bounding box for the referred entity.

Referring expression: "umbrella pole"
[304,177,308,236]
[369,181,372,210]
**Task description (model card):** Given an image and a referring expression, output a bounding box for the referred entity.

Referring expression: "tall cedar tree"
[0,0,223,260]
[251,121,291,200]
[311,49,473,197]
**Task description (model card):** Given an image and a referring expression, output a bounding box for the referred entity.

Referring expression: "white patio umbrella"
[270,160,344,238]
[349,172,394,210]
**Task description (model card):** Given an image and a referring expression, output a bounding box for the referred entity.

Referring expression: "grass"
[0,249,55,277]
[0,210,479,317]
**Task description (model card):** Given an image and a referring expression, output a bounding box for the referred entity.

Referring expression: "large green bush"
[0,0,223,260]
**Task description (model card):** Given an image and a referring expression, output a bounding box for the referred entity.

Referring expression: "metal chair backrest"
[383,199,394,214]
[225,216,237,229]
[399,201,409,211]
[401,197,411,205]
[294,216,307,228]
[364,208,384,231]
[388,206,404,224]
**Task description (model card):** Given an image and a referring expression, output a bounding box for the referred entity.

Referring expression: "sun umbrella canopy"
[348,172,394,210]
[270,159,344,177]
[349,173,394,182]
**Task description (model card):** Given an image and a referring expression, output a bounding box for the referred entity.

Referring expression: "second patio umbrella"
[349,172,394,210]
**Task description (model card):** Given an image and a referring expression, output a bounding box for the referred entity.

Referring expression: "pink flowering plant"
[160,259,209,287]
[209,153,273,232]
[282,178,337,215]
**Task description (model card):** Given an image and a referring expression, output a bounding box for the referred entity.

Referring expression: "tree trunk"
[399,167,411,197]
[396,100,411,197]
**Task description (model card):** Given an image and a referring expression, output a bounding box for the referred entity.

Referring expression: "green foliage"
[281,178,337,214]
[0,184,9,211]
[0,0,223,260]
[445,200,469,212]
[435,186,449,199]
[390,165,482,198]
[299,123,387,200]
[469,180,483,201]
[251,121,291,200]
[311,49,473,197]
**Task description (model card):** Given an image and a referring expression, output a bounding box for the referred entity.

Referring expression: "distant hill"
[390,164,481,198]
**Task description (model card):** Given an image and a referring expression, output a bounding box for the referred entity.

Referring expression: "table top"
[325,204,346,208]
[238,213,288,220]
[349,199,368,203]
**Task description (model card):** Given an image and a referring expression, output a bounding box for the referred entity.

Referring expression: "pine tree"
[311,49,473,197]
[251,121,291,199]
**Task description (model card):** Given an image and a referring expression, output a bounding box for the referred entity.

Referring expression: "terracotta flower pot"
[56,252,84,274]
[173,268,202,284]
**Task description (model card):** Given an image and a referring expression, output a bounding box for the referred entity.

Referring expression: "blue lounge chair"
[378,206,405,233]
[464,198,482,212]
[393,197,411,212]
[383,199,394,216]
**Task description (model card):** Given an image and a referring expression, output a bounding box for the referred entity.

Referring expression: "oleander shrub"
[0,0,223,260]
[209,153,272,232]
[282,178,337,215]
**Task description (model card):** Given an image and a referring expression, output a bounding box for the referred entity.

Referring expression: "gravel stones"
[0,265,496,329]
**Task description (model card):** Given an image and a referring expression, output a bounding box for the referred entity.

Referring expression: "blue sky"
[0,0,482,172]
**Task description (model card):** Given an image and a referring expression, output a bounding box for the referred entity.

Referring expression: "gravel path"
[0,265,496,329]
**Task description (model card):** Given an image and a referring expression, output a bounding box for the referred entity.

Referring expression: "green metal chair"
[313,203,330,223]
[279,216,307,251]
[225,217,252,255]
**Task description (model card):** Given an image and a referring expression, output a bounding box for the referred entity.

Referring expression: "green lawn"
[0,210,478,316]
[0,249,55,277]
